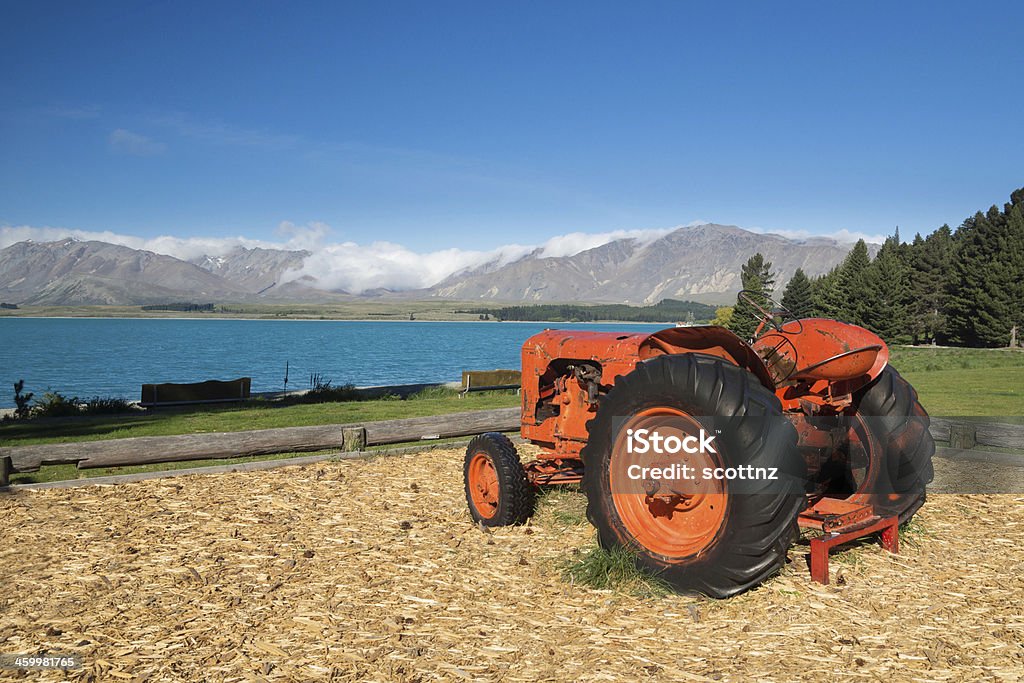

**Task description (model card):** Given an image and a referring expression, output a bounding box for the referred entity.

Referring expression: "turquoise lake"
[0,318,667,407]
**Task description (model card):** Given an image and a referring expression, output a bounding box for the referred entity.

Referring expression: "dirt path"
[1,449,1022,682]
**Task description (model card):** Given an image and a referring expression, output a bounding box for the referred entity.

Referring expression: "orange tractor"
[463,293,934,597]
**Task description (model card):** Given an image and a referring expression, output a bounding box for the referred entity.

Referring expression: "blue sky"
[1,1,1022,288]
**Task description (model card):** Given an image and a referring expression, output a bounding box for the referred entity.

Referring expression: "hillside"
[429,224,861,304]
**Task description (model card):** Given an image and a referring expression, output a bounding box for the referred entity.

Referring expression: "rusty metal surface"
[753,318,889,386]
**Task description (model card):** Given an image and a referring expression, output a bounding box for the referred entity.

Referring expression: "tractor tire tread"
[464,432,535,526]
[852,366,935,524]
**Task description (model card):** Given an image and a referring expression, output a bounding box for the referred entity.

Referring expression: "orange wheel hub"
[467,452,500,519]
[609,407,728,559]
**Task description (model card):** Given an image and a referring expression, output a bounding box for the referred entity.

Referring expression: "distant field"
[888,346,1024,416]
[0,301,495,321]
[0,301,682,323]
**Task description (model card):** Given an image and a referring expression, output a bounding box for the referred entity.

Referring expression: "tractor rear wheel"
[581,353,806,598]
[464,432,535,526]
[843,366,935,523]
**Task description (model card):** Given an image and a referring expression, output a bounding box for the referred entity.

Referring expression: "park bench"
[459,369,521,397]
[140,377,251,408]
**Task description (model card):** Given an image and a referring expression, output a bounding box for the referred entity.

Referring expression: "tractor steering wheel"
[737,290,802,338]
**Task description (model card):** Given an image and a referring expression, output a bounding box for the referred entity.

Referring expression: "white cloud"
[537,226,680,258]
[280,241,534,292]
[108,128,167,156]
[746,225,887,245]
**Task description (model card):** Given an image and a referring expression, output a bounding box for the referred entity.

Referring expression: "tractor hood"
[751,318,889,385]
[522,326,777,390]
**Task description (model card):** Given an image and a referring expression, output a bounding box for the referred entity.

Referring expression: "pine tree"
[781,268,814,319]
[729,253,776,340]
[862,232,911,343]
[906,225,955,344]
[836,239,872,325]
[946,191,1024,346]
[812,265,843,318]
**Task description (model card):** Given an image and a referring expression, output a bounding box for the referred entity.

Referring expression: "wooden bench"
[140,377,251,408]
[460,369,521,397]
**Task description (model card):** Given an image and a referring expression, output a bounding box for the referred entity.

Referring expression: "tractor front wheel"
[464,432,535,526]
[582,353,806,598]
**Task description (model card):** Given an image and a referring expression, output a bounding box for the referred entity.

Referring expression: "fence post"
[949,425,977,450]
[0,455,12,487]
[342,427,366,452]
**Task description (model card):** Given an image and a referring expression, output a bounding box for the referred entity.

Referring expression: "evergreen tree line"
[732,187,1024,348]
[140,302,215,312]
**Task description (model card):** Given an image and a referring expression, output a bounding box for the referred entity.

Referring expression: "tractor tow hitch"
[798,497,899,585]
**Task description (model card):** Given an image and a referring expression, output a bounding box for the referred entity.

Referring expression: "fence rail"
[0,407,521,483]
[1,411,1021,487]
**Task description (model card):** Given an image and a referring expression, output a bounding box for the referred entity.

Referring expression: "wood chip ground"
[1,447,1022,682]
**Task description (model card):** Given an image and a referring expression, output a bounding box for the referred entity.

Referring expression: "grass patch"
[534,487,588,527]
[896,366,1024,416]
[888,347,1024,417]
[408,385,462,400]
[899,516,931,548]
[889,346,1024,373]
[561,543,672,598]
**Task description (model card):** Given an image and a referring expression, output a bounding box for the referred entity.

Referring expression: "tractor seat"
[790,345,883,381]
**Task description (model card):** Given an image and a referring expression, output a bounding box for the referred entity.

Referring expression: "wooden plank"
[5,424,351,472]
[363,407,520,444]
[928,417,951,442]
[928,418,1024,449]
[5,438,521,491]
[1,408,519,473]
[973,422,1024,449]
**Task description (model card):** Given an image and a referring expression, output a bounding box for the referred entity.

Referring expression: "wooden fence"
[0,408,520,484]
[1,410,1021,487]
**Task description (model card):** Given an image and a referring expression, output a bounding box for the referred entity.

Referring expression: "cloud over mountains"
[0,220,884,296]
[0,221,689,293]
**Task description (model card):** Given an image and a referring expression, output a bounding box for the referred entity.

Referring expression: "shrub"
[302,383,362,403]
[12,380,34,420]
[31,390,82,418]
[81,396,137,415]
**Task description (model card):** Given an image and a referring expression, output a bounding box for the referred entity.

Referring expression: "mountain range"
[0,224,864,306]
[430,223,859,304]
